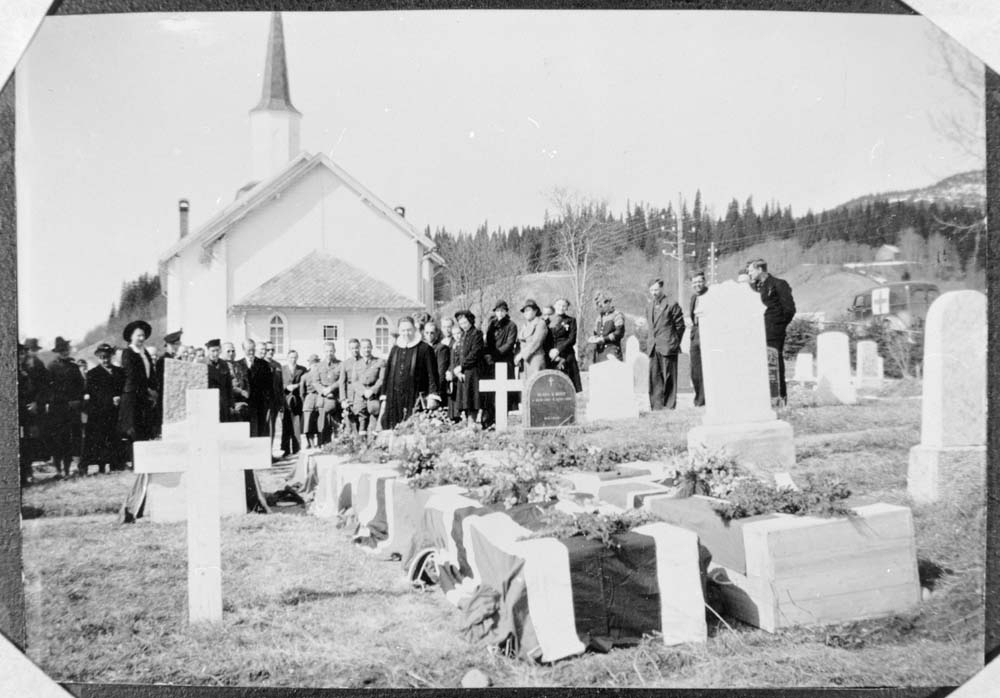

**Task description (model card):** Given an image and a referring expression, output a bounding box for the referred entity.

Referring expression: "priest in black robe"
[380,316,440,431]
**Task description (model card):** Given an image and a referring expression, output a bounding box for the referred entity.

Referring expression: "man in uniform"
[689,272,709,407]
[82,343,125,474]
[645,278,686,410]
[47,336,85,477]
[205,339,234,422]
[484,300,519,420]
[280,349,308,456]
[311,341,343,445]
[350,339,385,436]
[231,339,273,438]
[153,329,183,438]
[338,339,363,433]
[587,292,626,363]
[748,258,796,405]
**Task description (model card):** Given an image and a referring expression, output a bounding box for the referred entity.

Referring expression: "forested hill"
[75,274,166,353]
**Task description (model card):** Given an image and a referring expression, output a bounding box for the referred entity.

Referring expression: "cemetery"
[18,290,986,689]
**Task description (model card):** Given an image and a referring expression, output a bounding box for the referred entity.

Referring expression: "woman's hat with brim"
[122,320,152,343]
[454,310,476,325]
[52,336,72,353]
[94,343,115,357]
[520,299,541,314]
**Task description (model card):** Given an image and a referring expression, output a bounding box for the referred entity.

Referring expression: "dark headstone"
[524,370,576,429]
[766,346,780,402]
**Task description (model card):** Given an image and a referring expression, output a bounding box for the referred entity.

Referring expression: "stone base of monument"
[906,444,986,505]
[687,420,795,474]
[647,496,920,632]
[146,470,248,523]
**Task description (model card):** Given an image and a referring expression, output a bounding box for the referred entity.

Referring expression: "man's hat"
[493,300,509,312]
[17,341,25,353]
[52,336,72,353]
[205,338,221,349]
[593,291,611,303]
[94,343,115,357]
[23,338,41,352]
[307,353,320,363]
[164,329,183,345]
[122,320,152,343]
[520,299,541,314]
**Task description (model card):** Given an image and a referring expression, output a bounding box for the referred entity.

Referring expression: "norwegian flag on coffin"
[410,493,708,662]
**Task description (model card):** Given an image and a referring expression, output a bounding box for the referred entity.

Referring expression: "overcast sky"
[16,10,984,345]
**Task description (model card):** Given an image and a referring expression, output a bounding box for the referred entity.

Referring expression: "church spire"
[252,12,300,115]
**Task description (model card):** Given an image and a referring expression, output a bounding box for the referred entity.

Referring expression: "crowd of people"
[17,257,794,487]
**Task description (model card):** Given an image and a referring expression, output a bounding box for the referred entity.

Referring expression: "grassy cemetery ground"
[21,381,984,688]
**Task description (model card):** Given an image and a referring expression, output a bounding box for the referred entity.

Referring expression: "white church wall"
[240,308,409,361]
[169,239,229,346]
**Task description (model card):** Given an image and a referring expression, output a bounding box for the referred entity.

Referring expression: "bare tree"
[436,233,528,321]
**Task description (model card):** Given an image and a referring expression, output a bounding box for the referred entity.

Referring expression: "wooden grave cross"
[133,388,271,623]
[479,363,522,432]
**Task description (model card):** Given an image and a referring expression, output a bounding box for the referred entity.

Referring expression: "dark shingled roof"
[252,12,300,115]
[233,251,424,310]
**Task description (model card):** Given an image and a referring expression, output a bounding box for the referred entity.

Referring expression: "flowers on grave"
[518,507,661,549]
[538,436,676,473]
[713,475,855,522]
[680,448,750,499]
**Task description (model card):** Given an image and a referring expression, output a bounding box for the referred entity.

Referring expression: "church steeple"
[249,12,302,182]
[252,12,300,115]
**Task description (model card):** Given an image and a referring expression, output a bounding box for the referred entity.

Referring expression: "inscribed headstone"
[687,280,794,472]
[524,370,577,428]
[908,290,986,503]
[815,332,857,405]
[163,358,208,424]
[793,353,815,382]
[766,347,781,405]
[585,357,639,422]
[855,340,883,391]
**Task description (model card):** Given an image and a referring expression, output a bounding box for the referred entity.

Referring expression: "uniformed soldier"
[47,336,85,477]
[351,339,386,436]
[153,329,183,438]
[587,292,626,363]
[310,341,343,445]
[338,339,363,433]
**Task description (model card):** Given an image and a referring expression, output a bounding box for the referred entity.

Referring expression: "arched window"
[374,315,391,356]
[269,314,286,355]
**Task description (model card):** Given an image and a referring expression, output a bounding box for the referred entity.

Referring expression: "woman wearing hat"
[514,299,549,381]
[82,343,125,474]
[451,310,485,424]
[117,320,157,460]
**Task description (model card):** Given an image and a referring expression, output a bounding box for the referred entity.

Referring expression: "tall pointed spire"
[252,12,300,115]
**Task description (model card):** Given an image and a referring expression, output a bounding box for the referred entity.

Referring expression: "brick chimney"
[179,199,190,238]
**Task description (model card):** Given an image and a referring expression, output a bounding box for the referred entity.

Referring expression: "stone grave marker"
[815,331,857,404]
[479,363,522,431]
[523,370,577,428]
[855,340,883,391]
[585,357,639,422]
[133,389,271,623]
[624,335,650,413]
[687,280,794,473]
[162,358,208,424]
[908,290,986,504]
[793,352,815,382]
[766,347,781,405]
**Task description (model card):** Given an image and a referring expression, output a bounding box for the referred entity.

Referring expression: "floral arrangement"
[519,507,661,548]
[538,436,675,473]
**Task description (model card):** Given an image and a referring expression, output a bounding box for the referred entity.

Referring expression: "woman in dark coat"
[83,343,126,473]
[445,323,464,422]
[380,316,441,431]
[117,320,157,459]
[453,310,485,424]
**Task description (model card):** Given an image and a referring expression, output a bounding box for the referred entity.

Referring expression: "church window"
[269,314,286,355]
[374,316,391,355]
[322,324,340,342]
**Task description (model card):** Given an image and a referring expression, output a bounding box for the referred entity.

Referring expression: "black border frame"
[1,2,995,696]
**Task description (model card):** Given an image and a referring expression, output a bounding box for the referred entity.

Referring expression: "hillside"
[839,170,985,211]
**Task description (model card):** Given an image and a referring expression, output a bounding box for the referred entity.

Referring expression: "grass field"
[19,383,985,689]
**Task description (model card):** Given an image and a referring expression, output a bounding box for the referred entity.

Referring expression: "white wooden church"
[160,13,442,359]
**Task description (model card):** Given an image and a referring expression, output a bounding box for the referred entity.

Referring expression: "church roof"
[252,13,300,115]
[232,251,424,310]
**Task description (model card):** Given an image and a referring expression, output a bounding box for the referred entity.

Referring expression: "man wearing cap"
[338,339,363,433]
[204,339,234,423]
[587,292,626,363]
[310,341,343,444]
[646,278,687,410]
[82,343,125,474]
[514,299,549,380]
[485,300,519,418]
[152,329,183,438]
[47,336,86,477]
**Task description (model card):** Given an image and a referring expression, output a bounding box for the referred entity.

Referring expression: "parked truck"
[848,281,940,331]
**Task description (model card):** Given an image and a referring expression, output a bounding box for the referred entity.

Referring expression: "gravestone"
[133,389,271,622]
[162,358,208,424]
[585,357,640,422]
[815,331,857,404]
[523,370,577,428]
[624,336,650,413]
[479,363,522,431]
[687,280,794,473]
[766,347,781,406]
[855,340,883,391]
[793,353,815,383]
[908,290,986,504]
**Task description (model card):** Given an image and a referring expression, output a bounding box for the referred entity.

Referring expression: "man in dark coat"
[82,343,125,474]
[18,343,43,485]
[645,279,686,410]
[23,338,50,463]
[263,341,285,455]
[153,329,183,438]
[548,298,583,392]
[588,292,626,363]
[280,349,309,454]
[484,300,519,417]
[748,258,797,404]
[689,272,709,407]
[48,336,86,476]
[205,339,234,423]
[231,338,273,438]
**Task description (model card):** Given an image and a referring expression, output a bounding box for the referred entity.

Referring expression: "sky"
[15,10,985,345]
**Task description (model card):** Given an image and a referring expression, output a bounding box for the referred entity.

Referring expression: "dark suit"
[485,316,519,413]
[549,314,582,392]
[231,356,273,437]
[753,274,797,400]
[207,359,234,422]
[281,363,308,453]
[689,289,708,407]
[267,358,284,447]
[48,357,86,472]
[83,364,125,471]
[646,294,686,410]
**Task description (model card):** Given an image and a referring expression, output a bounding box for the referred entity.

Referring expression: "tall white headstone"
[815,332,857,405]
[624,335,650,414]
[793,352,815,383]
[586,357,640,422]
[908,291,986,504]
[855,340,883,391]
[687,281,794,473]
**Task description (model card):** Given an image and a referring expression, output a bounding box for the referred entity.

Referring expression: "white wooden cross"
[133,389,271,623]
[479,363,522,432]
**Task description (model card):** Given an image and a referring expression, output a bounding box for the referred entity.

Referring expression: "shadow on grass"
[278,585,414,606]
